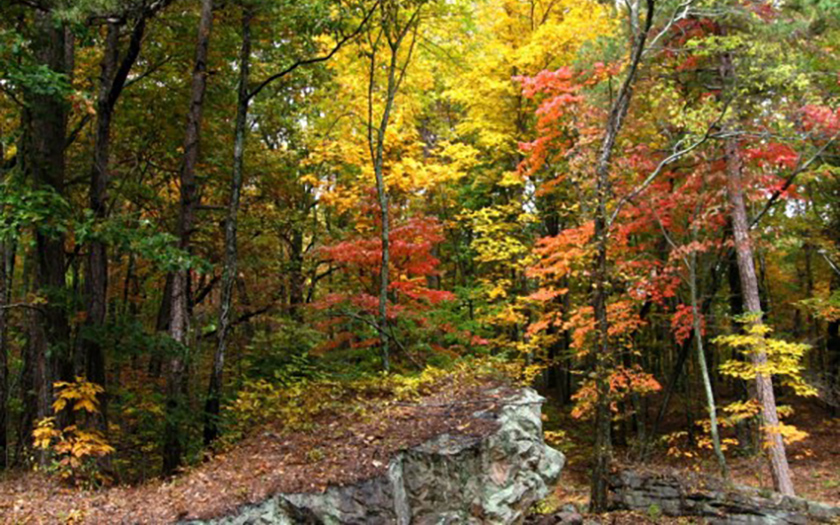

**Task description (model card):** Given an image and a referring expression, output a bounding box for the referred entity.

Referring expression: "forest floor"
[0,378,837,524]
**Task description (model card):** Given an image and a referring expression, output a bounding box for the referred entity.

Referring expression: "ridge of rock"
[183,388,564,525]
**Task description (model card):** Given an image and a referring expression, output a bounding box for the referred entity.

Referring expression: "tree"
[22,4,73,436]
[584,0,655,510]
[80,0,169,433]
[164,0,214,475]
[204,1,253,447]
[365,0,424,370]
[204,0,378,445]
[721,95,795,494]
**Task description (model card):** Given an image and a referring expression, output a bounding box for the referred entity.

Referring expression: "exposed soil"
[0,379,512,524]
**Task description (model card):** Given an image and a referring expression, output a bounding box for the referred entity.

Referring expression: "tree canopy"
[1,0,839,516]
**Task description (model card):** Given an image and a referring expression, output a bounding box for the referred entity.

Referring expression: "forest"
[0,0,839,522]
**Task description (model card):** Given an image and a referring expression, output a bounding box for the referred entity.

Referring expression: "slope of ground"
[0,376,512,524]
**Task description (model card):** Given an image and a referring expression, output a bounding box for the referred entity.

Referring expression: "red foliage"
[671,303,705,346]
[802,104,840,136]
[313,215,454,352]
[319,216,446,277]
[516,67,585,177]
[745,142,799,170]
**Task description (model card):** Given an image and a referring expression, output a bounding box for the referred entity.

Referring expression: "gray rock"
[183,388,564,525]
[609,469,840,525]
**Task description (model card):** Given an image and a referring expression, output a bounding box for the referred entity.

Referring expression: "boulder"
[183,388,564,525]
[609,469,840,525]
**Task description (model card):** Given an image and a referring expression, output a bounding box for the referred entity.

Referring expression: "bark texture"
[23,9,71,428]
[205,5,251,446]
[164,0,214,475]
[724,132,795,495]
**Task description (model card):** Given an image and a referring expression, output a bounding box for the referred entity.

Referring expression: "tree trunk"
[0,240,12,469]
[371,54,398,372]
[163,0,214,475]
[23,9,71,426]
[589,225,612,512]
[205,5,251,447]
[721,53,795,492]
[79,22,118,429]
[80,14,148,431]
[689,248,728,478]
[587,0,654,511]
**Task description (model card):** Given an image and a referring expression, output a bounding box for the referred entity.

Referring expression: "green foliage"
[75,213,209,273]
[240,323,325,381]
[0,27,71,100]
[0,178,72,239]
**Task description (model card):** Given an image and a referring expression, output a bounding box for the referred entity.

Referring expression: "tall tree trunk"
[722,51,794,494]
[368,4,422,372]
[204,4,251,447]
[79,13,149,434]
[163,0,214,475]
[724,132,795,495]
[15,245,34,465]
[79,22,118,428]
[589,227,612,512]
[588,0,654,511]
[371,52,399,372]
[23,9,71,427]
[0,240,12,469]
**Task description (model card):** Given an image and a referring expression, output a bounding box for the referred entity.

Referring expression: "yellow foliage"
[446,0,615,158]
[715,321,818,398]
[462,203,537,270]
[33,378,113,488]
[763,422,809,446]
[721,398,761,425]
[52,377,104,413]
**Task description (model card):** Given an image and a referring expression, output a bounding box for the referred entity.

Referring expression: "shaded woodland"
[0,0,839,517]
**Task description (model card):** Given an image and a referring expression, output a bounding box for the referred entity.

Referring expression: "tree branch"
[749,133,839,229]
[246,0,380,102]
[608,98,730,227]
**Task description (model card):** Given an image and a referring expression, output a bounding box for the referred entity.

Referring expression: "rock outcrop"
[609,469,840,525]
[183,388,564,525]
